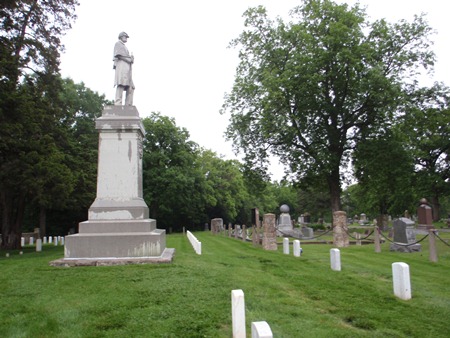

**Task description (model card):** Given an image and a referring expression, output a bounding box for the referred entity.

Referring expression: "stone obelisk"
[51,105,174,266]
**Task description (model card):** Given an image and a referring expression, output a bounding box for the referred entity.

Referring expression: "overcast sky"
[59,0,449,181]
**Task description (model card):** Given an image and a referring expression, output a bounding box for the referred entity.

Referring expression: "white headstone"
[251,321,273,338]
[21,237,25,247]
[231,289,246,338]
[36,239,42,252]
[392,262,411,300]
[29,237,34,245]
[43,237,48,244]
[330,248,341,271]
[49,236,53,244]
[293,240,301,257]
[61,237,65,246]
[54,237,58,246]
[283,237,289,255]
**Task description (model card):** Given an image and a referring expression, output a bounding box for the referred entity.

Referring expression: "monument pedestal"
[51,106,174,266]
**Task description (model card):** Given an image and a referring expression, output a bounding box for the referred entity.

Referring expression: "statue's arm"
[114,43,134,64]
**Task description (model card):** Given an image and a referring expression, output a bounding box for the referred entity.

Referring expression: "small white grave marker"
[392,262,411,300]
[61,237,65,246]
[43,237,48,244]
[29,237,34,245]
[54,237,58,246]
[283,237,289,255]
[21,237,25,247]
[186,231,201,255]
[293,240,302,257]
[251,321,273,338]
[231,289,246,338]
[330,248,341,271]
[36,239,42,252]
[49,236,53,244]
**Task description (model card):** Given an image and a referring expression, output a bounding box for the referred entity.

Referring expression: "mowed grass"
[1,231,449,337]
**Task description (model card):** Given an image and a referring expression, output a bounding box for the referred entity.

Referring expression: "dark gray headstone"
[393,218,416,244]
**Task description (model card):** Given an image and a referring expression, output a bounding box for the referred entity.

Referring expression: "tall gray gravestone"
[390,217,421,253]
[51,106,174,266]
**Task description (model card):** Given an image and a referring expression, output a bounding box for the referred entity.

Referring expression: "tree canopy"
[222,0,435,213]
[1,0,79,249]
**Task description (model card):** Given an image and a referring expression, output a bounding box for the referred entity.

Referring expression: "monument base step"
[50,248,175,267]
[78,219,157,233]
[63,229,166,259]
[390,243,422,253]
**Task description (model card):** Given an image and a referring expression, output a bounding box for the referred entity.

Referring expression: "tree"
[222,0,435,214]
[198,150,249,224]
[42,78,108,236]
[352,131,416,218]
[400,83,450,220]
[142,113,207,230]
[0,0,79,84]
[0,1,79,249]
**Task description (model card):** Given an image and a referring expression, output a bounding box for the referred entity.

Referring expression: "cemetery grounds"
[0,230,449,337]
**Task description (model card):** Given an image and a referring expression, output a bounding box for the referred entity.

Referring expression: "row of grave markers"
[330,248,412,300]
[232,289,273,338]
[21,236,65,246]
[20,236,65,253]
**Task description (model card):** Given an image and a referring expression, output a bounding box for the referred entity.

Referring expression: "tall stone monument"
[276,204,293,236]
[50,106,174,266]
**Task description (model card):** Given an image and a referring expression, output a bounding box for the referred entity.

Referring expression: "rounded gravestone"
[419,198,428,205]
[280,204,290,213]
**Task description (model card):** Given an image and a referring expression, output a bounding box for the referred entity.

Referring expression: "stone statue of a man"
[113,31,135,105]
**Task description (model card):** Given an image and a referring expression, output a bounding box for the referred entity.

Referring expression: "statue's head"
[118,31,129,39]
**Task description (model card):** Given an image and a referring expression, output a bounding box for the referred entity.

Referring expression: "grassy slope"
[0,232,449,337]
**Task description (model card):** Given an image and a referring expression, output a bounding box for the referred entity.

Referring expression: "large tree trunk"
[1,190,25,250]
[328,170,342,214]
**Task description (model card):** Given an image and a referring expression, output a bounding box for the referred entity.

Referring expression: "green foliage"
[0,0,79,248]
[222,0,435,213]
[142,113,206,229]
[199,150,249,224]
[1,233,449,337]
[142,113,254,229]
[400,83,450,219]
[352,131,416,216]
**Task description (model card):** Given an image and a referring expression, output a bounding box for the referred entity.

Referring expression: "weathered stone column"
[252,208,261,246]
[333,211,349,248]
[252,225,259,246]
[374,226,381,253]
[428,229,438,262]
[242,225,246,242]
[211,218,223,235]
[262,214,277,251]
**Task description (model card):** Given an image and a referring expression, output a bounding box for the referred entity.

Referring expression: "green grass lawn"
[1,231,449,337]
